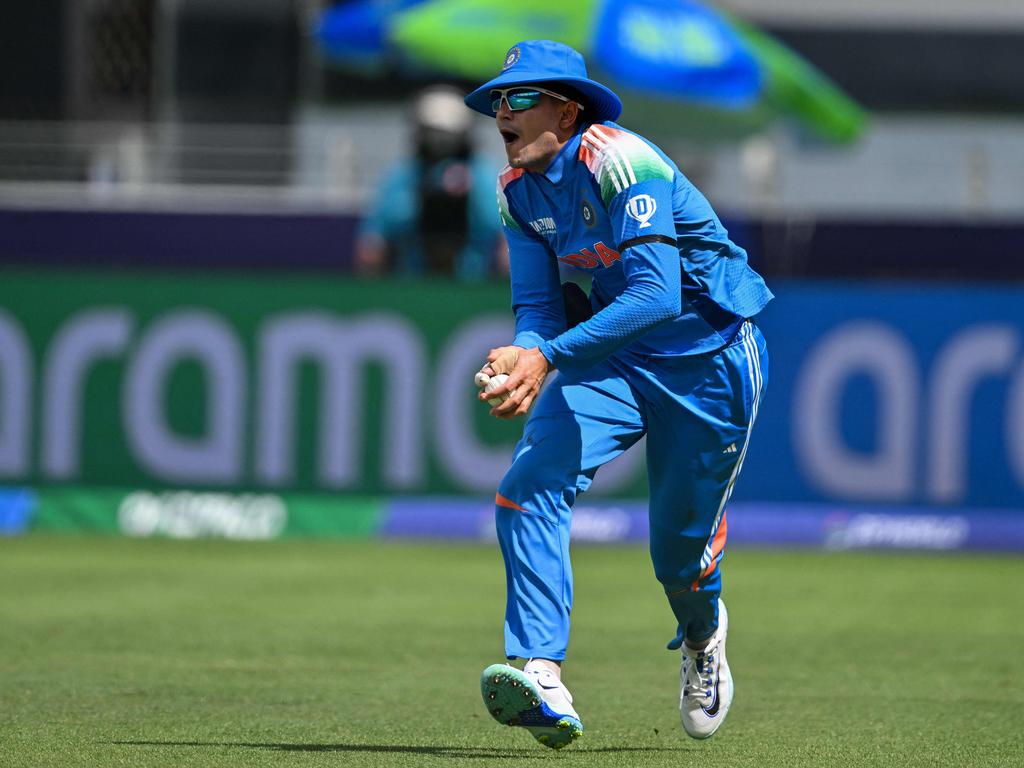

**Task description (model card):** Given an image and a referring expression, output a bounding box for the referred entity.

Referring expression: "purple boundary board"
[382,498,1024,552]
[4,208,1024,280]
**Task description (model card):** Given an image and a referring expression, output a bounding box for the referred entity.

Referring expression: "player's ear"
[559,101,580,130]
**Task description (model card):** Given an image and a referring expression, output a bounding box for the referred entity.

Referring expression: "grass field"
[1,535,1022,767]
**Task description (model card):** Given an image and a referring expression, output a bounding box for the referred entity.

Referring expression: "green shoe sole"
[480,664,583,750]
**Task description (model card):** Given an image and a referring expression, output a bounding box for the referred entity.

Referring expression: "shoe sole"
[480,664,583,750]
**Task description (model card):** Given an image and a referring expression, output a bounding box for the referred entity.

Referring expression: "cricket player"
[465,40,772,749]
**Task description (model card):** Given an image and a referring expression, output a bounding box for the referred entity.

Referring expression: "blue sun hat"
[464,40,622,123]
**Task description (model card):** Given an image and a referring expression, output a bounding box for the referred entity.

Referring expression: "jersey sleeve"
[540,125,681,369]
[497,169,567,349]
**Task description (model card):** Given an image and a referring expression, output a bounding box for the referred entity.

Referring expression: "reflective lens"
[490,88,544,113]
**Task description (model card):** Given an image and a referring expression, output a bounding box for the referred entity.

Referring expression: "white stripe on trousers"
[700,321,764,572]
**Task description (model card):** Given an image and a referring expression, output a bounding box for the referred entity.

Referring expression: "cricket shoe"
[480,660,583,749]
[679,599,733,739]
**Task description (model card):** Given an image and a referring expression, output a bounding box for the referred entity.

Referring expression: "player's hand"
[480,345,520,379]
[479,345,553,419]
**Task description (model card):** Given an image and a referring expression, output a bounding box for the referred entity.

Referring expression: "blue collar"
[541,127,585,184]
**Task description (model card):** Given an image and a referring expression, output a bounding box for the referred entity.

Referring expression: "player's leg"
[495,360,645,660]
[642,321,769,738]
[482,358,645,748]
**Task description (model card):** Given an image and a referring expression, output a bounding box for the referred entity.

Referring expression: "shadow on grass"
[111,740,693,758]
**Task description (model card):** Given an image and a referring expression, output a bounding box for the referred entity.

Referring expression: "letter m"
[256,312,426,489]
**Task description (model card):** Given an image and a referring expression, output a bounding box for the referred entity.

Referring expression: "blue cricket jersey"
[498,122,772,370]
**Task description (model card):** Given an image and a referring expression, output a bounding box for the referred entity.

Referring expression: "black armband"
[617,234,678,252]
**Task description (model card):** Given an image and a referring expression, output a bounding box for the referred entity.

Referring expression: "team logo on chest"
[626,194,657,229]
[581,199,596,227]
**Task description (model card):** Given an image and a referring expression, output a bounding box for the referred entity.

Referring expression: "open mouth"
[500,129,519,145]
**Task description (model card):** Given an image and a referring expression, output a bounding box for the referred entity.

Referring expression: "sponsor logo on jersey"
[528,216,557,236]
[581,199,596,227]
[626,194,657,229]
[558,241,621,270]
[502,46,521,70]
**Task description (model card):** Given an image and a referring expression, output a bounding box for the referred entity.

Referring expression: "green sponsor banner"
[0,268,649,498]
[32,487,122,533]
[31,485,384,539]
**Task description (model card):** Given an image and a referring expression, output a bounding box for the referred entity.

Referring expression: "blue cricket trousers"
[494,320,768,660]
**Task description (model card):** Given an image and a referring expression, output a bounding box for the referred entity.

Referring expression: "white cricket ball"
[474,371,511,406]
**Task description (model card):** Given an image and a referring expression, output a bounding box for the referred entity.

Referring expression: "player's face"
[494,91,571,174]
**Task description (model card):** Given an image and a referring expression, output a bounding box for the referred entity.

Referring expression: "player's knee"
[500,442,573,502]
[650,539,707,588]
[655,568,696,594]
[497,462,543,515]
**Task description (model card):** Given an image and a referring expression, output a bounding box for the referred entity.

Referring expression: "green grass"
[1,536,1022,767]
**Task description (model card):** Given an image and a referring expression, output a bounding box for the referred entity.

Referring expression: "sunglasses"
[489,86,583,114]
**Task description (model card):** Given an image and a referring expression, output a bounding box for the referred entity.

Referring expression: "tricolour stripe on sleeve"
[496,165,525,230]
[579,124,674,205]
[581,128,626,201]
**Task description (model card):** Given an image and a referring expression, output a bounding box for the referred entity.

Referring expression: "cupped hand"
[478,345,553,419]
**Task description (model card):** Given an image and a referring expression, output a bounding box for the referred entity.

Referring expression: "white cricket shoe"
[480,660,583,749]
[679,599,733,739]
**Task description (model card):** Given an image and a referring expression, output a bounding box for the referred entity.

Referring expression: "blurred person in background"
[355,84,506,279]
[468,41,772,749]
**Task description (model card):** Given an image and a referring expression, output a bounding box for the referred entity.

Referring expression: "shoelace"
[681,639,720,702]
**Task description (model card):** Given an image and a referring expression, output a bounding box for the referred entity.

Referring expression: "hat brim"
[465,70,622,124]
